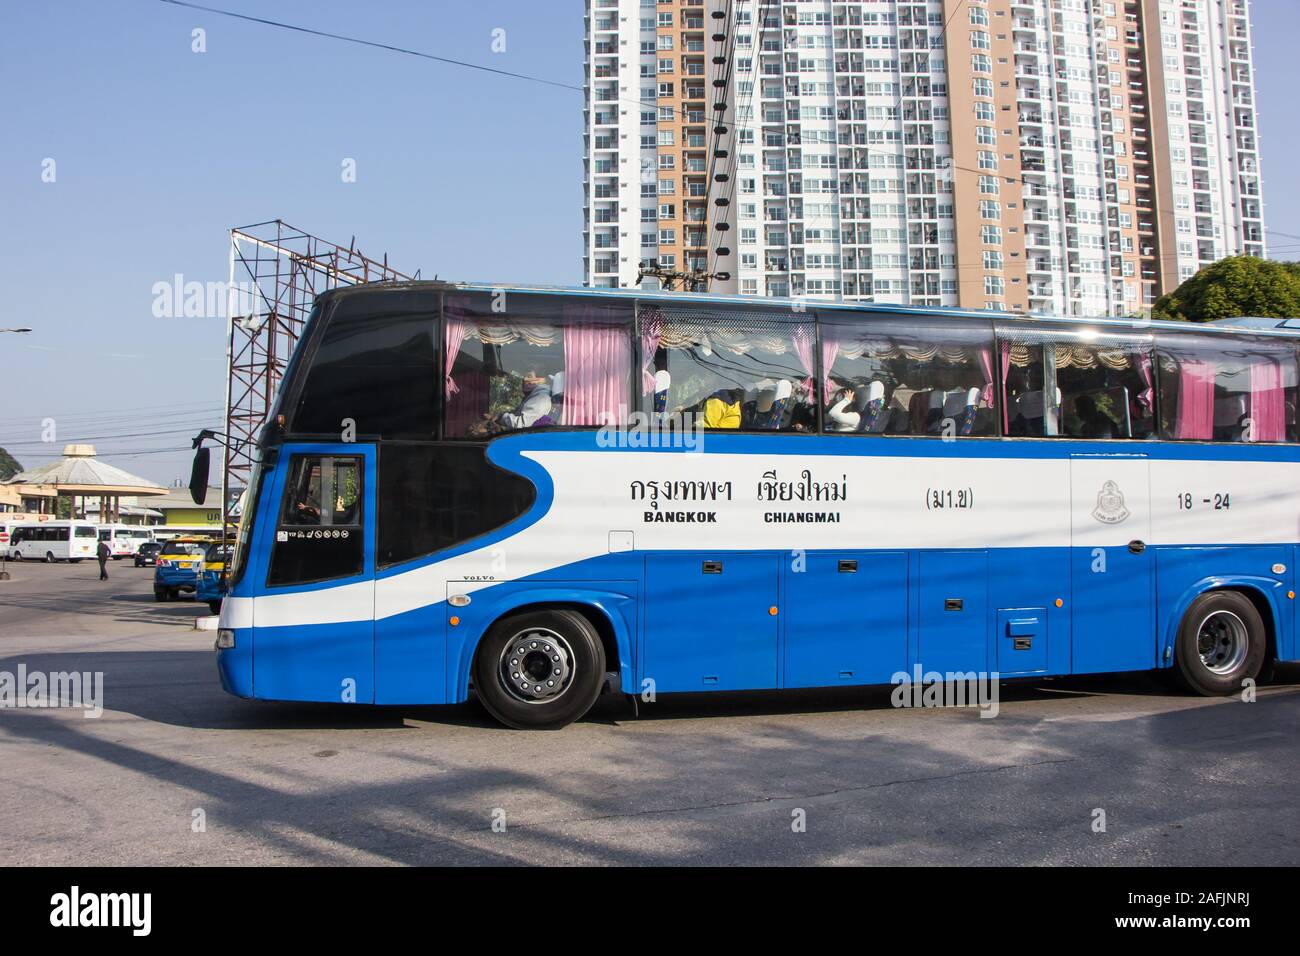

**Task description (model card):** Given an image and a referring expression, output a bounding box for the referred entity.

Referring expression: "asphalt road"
[1,558,1298,866]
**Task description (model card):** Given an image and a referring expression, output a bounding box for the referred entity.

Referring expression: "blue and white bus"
[208,282,1300,728]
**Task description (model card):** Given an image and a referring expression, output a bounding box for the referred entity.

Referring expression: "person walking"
[96,539,111,581]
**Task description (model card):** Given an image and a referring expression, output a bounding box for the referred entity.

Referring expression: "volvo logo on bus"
[1092,480,1130,525]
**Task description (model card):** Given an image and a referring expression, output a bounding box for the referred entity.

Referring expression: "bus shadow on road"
[5,647,1292,733]
[0,588,209,628]
[0,648,486,731]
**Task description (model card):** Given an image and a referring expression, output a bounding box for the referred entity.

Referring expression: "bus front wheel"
[1174,591,1265,696]
[45,551,55,563]
[472,609,606,730]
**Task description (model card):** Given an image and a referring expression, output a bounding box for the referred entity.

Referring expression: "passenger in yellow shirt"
[701,389,742,429]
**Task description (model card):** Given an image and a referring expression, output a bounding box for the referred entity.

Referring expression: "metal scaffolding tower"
[223,220,417,524]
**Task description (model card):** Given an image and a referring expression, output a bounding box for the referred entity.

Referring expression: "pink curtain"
[821,336,839,403]
[978,347,994,408]
[640,310,663,394]
[1249,358,1286,443]
[444,314,467,396]
[1135,350,1154,411]
[792,327,816,399]
[563,320,632,426]
[444,370,489,437]
[983,343,1012,430]
[1175,358,1216,440]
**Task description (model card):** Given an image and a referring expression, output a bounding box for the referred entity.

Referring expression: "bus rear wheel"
[1174,591,1265,696]
[45,551,55,563]
[472,609,606,730]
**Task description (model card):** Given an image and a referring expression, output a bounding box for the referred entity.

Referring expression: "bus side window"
[821,315,997,437]
[1000,327,1156,440]
[443,292,634,439]
[1156,333,1298,443]
[267,455,365,587]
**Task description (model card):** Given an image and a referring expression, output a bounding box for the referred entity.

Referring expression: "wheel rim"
[498,627,576,704]
[1197,609,1249,675]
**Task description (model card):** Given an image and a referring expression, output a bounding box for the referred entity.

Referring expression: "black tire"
[134,558,142,567]
[1174,590,1266,696]
[472,609,606,730]
[153,587,166,602]
[45,551,55,564]
[10,551,20,561]
[207,601,222,614]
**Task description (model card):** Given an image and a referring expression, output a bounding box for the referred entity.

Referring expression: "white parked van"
[8,521,99,562]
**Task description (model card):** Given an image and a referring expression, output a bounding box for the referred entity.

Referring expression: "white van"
[97,524,152,559]
[8,521,99,562]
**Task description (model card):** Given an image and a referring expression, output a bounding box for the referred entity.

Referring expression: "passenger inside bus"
[746,379,794,429]
[700,388,743,429]
[825,385,862,432]
[1069,393,1117,439]
[498,370,560,431]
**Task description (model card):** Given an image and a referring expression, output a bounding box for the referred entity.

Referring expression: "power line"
[0,422,220,449]
[154,0,578,92]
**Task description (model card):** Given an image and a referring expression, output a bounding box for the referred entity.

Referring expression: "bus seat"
[859,380,889,433]
[654,369,671,414]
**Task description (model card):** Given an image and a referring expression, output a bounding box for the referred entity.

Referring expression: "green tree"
[0,447,21,482]
[1152,256,1300,323]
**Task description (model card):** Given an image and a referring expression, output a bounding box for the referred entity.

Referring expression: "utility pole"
[634,263,730,293]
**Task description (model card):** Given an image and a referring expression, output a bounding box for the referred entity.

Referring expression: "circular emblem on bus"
[1092,480,1130,525]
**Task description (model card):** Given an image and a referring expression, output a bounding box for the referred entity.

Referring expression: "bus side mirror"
[190,447,211,505]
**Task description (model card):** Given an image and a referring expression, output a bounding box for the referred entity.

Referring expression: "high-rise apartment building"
[583,0,731,290]
[582,0,1265,317]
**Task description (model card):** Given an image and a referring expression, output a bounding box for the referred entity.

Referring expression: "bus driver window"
[268,455,364,586]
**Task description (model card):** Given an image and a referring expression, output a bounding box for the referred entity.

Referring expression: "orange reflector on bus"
[768,606,778,616]
[1055,598,1063,608]
[449,616,460,627]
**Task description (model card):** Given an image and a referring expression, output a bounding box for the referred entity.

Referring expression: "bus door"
[1069,453,1154,673]
[253,446,376,703]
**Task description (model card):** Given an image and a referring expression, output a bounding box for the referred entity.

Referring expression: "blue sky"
[1,0,1298,484]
